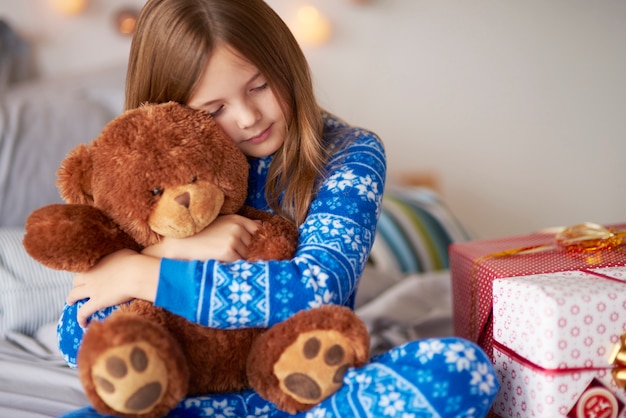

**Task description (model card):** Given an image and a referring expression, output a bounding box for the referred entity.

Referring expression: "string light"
[114,8,139,35]
[50,0,87,16]
[291,5,332,46]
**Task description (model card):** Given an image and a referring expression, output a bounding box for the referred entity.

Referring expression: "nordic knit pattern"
[57,114,499,417]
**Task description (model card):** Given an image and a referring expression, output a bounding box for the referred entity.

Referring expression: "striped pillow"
[0,228,73,336]
[368,186,470,276]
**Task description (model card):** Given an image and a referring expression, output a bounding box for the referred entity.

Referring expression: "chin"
[242,141,283,159]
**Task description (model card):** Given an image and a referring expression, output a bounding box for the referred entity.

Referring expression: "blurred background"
[1,0,625,239]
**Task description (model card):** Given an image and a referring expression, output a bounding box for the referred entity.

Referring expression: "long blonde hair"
[126,0,326,225]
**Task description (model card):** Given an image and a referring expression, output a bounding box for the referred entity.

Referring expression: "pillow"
[0,228,73,337]
[367,186,470,277]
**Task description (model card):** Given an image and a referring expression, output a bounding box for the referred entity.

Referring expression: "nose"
[236,100,261,129]
[175,192,190,208]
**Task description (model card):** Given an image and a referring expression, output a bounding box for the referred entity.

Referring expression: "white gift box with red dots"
[491,266,626,417]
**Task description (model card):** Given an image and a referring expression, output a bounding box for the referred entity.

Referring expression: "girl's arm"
[155,130,386,328]
[66,214,260,326]
[58,214,261,366]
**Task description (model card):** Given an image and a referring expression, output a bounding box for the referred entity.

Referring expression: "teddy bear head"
[57,101,249,247]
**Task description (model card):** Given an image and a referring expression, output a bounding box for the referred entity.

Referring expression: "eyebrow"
[249,72,263,84]
[197,72,264,108]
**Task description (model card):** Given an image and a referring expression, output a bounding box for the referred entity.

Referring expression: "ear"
[56,143,95,205]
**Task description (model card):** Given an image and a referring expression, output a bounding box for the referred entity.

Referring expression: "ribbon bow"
[556,222,626,252]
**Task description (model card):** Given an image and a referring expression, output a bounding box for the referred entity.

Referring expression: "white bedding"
[0,324,88,417]
[0,269,454,417]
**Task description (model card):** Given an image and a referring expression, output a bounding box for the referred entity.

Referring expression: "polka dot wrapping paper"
[449,222,626,361]
[491,266,626,417]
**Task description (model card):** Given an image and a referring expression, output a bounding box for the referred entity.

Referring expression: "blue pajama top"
[58,112,386,365]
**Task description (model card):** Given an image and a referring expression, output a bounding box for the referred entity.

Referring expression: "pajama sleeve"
[154,128,386,328]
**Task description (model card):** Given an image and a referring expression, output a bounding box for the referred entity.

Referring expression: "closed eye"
[251,82,268,92]
[208,105,224,118]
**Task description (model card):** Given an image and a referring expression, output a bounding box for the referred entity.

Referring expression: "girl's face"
[188,44,287,158]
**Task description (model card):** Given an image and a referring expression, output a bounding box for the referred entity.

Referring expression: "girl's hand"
[66,214,258,326]
[141,214,261,262]
[66,249,160,327]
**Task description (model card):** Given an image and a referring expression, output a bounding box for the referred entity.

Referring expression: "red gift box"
[449,222,626,359]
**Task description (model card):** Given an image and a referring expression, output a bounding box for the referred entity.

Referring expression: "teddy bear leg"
[78,310,189,418]
[246,305,370,414]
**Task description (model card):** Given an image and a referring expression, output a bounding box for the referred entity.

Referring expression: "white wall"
[0,0,143,77]
[2,0,625,239]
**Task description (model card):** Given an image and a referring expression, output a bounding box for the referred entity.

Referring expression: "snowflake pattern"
[305,408,330,418]
[444,341,477,372]
[301,264,330,292]
[470,362,498,396]
[228,281,253,304]
[325,169,358,191]
[225,306,252,325]
[201,399,236,417]
[379,392,406,416]
[210,262,268,327]
[356,174,380,201]
[247,405,271,418]
[416,339,446,363]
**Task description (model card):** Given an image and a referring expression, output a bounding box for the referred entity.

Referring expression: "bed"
[0,65,470,417]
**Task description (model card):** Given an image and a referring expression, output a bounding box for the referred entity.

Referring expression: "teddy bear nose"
[175,192,191,208]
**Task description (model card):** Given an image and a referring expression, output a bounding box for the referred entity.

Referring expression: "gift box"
[450,222,626,359]
[491,266,626,417]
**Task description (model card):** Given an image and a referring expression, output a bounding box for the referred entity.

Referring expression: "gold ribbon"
[488,222,626,257]
[556,222,626,252]
[610,334,626,388]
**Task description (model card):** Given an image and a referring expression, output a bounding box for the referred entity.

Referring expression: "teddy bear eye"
[151,188,163,196]
[191,176,198,183]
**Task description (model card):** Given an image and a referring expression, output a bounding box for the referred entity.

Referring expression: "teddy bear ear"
[56,143,95,205]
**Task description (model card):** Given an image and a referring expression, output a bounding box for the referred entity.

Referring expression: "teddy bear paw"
[273,330,355,406]
[91,341,168,415]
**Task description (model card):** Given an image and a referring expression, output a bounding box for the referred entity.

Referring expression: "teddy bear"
[23,102,370,417]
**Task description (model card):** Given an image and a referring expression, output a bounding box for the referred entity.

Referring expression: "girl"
[59,0,499,416]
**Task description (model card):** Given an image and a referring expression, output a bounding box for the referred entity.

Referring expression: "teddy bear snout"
[175,192,191,209]
[148,181,225,239]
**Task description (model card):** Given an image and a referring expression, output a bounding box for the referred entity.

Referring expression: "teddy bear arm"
[23,204,143,272]
[237,206,299,261]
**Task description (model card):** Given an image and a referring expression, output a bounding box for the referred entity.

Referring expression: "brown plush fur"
[23,102,369,417]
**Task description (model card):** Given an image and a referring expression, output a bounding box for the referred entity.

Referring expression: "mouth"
[246,124,272,145]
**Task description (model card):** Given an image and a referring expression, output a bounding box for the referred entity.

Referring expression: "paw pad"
[274,330,355,405]
[92,342,168,414]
